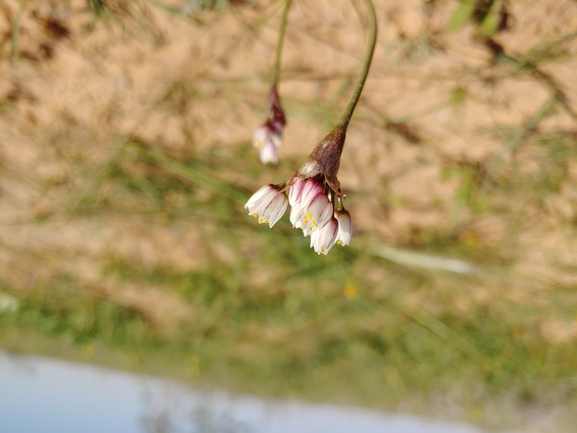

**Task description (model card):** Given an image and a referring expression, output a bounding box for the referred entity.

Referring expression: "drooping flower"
[288,177,333,236]
[309,216,339,255]
[244,184,288,227]
[245,127,353,255]
[335,207,352,246]
[253,86,286,164]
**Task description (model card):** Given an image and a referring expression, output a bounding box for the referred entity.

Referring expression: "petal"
[271,132,282,148]
[253,125,269,149]
[266,192,288,227]
[300,193,333,235]
[253,192,282,223]
[301,178,324,208]
[290,201,305,228]
[245,184,276,211]
[269,122,283,147]
[310,217,338,255]
[288,178,306,206]
[259,141,278,164]
[335,209,352,246]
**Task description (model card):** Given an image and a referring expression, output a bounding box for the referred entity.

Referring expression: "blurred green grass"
[1,0,577,431]
[2,132,577,427]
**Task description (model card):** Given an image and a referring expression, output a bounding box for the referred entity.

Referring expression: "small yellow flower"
[344,284,358,300]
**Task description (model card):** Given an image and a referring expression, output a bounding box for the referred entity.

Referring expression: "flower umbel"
[253,86,286,164]
[245,128,352,255]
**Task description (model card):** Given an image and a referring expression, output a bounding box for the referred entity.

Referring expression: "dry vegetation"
[1,0,577,431]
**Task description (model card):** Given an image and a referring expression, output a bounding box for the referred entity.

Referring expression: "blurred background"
[0,0,576,431]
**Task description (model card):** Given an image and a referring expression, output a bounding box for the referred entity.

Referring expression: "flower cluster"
[288,176,352,254]
[245,128,352,255]
[244,0,377,256]
[253,86,286,164]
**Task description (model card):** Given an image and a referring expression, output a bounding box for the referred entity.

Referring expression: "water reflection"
[1,350,487,433]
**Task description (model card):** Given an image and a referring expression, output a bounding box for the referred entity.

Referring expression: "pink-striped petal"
[288,178,306,206]
[300,193,333,236]
[310,217,338,255]
[245,184,276,210]
[266,193,288,227]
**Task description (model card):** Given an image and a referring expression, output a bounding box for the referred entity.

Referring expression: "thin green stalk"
[272,0,292,85]
[336,0,377,131]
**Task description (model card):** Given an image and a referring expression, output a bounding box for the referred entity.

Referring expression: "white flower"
[310,217,339,255]
[253,123,282,165]
[246,123,353,255]
[289,178,320,228]
[335,209,352,246]
[244,184,288,227]
[299,193,333,236]
[288,178,332,236]
[253,123,282,150]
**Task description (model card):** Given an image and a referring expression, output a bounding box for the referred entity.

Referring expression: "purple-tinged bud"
[253,85,287,165]
[296,128,346,192]
[268,85,286,127]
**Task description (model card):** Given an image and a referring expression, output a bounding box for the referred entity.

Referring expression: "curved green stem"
[336,0,377,131]
[272,0,292,86]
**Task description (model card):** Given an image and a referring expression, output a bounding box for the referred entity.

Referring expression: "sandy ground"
[1,0,577,340]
